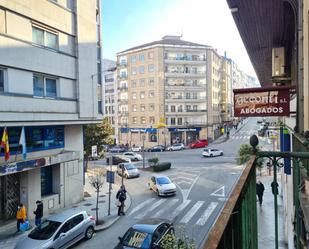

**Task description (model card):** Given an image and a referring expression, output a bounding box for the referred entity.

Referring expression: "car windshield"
[28,219,61,240]
[203,148,210,151]
[122,228,152,249]
[157,177,171,185]
[125,164,136,170]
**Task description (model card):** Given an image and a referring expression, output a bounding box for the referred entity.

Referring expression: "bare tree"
[89,172,105,225]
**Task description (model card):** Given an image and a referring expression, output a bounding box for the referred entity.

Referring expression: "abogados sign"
[233,86,293,117]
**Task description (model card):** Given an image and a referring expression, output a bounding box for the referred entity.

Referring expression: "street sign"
[91,145,97,157]
[106,170,115,183]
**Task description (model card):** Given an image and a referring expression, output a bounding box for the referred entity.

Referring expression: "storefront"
[168,127,202,145]
[120,127,158,147]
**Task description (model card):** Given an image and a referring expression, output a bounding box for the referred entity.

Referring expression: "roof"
[132,218,171,234]
[48,209,84,222]
[118,36,210,54]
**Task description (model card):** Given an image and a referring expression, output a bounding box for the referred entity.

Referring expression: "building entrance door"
[0,174,20,220]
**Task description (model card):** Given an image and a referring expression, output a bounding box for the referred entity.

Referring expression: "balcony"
[118,74,128,80]
[118,99,128,104]
[118,62,127,67]
[165,97,206,102]
[118,86,128,91]
[164,56,206,65]
[165,70,206,78]
[165,109,207,115]
[118,111,129,116]
[165,83,206,90]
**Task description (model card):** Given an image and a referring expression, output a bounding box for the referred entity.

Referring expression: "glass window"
[149,104,155,111]
[132,93,137,99]
[32,27,44,46]
[139,54,145,61]
[132,105,137,112]
[148,78,154,86]
[33,75,44,97]
[148,52,153,59]
[149,116,155,124]
[140,105,145,112]
[45,31,58,50]
[132,117,137,124]
[148,64,154,73]
[139,66,145,74]
[131,80,137,87]
[140,92,145,99]
[0,69,4,91]
[141,117,146,124]
[72,214,84,227]
[171,106,176,112]
[45,78,57,98]
[41,166,53,196]
[178,118,183,125]
[28,220,61,240]
[131,67,137,75]
[131,55,137,64]
[171,118,176,125]
[140,79,145,87]
[98,100,102,114]
[149,91,154,98]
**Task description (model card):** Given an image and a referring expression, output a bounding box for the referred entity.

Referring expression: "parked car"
[117,163,140,178]
[123,152,143,161]
[109,146,127,153]
[115,218,174,249]
[148,175,176,196]
[147,145,166,152]
[202,148,224,157]
[131,146,142,152]
[258,125,267,137]
[14,210,95,249]
[189,139,208,149]
[106,155,131,165]
[166,143,185,151]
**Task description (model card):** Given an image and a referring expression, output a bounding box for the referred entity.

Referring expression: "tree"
[236,144,264,174]
[89,172,104,225]
[84,117,114,169]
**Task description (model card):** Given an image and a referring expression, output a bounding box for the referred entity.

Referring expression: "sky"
[102,0,258,78]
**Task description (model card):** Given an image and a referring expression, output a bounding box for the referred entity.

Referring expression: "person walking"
[116,186,127,216]
[271,181,279,195]
[16,203,26,232]
[256,180,265,205]
[33,200,43,226]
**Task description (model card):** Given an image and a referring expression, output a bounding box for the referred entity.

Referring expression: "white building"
[0,0,102,220]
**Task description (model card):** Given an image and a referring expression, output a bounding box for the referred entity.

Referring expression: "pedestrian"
[16,203,26,232]
[271,181,279,195]
[256,180,265,205]
[33,200,43,226]
[116,185,127,216]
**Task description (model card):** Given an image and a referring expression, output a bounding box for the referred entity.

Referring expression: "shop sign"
[168,127,201,132]
[233,86,292,117]
[0,157,50,176]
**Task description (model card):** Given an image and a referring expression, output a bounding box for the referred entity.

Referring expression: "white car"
[202,148,223,157]
[131,146,142,152]
[123,152,143,161]
[148,175,177,196]
[166,143,185,151]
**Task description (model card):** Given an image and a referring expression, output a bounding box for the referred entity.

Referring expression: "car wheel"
[85,226,94,240]
[157,190,160,196]
[161,149,163,152]
[220,152,223,156]
[210,154,213,157]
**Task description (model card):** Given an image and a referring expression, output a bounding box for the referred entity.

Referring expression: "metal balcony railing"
[164,56,206,62]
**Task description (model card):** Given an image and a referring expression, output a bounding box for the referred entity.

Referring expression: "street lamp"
[142,133,146,168]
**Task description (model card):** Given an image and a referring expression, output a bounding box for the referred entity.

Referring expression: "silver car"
[117,163,140,178]
[14,209,95,249]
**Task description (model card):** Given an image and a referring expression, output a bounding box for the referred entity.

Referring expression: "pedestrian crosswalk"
[128,198,220,226]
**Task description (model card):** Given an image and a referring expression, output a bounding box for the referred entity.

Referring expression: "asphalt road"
[74,117,268,249]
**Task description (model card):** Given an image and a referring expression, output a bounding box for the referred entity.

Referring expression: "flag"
[1,127,10,161]
[19,127,27,160]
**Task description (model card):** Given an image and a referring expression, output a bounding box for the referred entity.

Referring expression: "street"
[75,118,266,249]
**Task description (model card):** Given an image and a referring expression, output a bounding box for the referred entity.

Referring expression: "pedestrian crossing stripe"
[179,201,204,223]
[153,199,179,218]
[167,199,191,220]
[129,198,156,216]
[134,199,167,220]
[196,202,218,226]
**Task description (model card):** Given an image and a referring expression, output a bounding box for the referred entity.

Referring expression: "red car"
[189,139,208,149]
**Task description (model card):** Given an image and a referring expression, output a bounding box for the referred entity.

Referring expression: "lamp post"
[142,133,146,168]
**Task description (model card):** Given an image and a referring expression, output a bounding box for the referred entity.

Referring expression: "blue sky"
[102,0,257,78]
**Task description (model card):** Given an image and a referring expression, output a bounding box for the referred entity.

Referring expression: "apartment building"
[0,0,102,220]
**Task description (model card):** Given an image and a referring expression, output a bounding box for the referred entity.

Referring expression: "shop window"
[171,118,176,125]
[41,166,53,196]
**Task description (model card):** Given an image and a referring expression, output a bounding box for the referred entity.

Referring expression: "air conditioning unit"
[272,47,285,77]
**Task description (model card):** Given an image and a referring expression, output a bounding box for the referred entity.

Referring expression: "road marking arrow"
[210,186,225,197]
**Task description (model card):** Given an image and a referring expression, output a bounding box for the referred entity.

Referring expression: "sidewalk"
[0,168,131,249]
[257,174,286,249]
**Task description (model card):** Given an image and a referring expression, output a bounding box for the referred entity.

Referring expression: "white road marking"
[152,199,179,218]
[210,186,225,197]
[170,176,196,182]
[128,198,155,216]
[196,202,218,226]
[134,199,167,220]
[176,180,192,185]
[179,201,204,223]
[167,199,191,220]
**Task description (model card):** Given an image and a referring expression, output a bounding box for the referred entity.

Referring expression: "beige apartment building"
[0,0,102,220]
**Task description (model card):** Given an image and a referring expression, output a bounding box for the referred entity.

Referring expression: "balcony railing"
[165,97,206,101]
[165,83,206,88]
[118,74,128,80]
[118,86,128,91]
[164,56,206,62]
[165,70,206,75]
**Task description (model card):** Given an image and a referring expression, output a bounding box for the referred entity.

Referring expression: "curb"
[94,191,132,232]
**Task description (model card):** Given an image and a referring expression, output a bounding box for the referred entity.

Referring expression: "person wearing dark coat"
[116,186,127,216]
[33,200,43,226]
[256,181,265,205]
[271,181,279,195]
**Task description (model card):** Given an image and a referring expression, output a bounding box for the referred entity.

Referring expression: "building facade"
[0,0,102,220]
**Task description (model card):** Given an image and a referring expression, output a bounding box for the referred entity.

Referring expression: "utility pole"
[142,134,145,168]
[108,155,112,216]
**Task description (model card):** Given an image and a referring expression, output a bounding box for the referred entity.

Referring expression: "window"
[148,64,155,73]
[132,92,137,100]
[193,105,198,111]
[171,106,176,112]
[140,78,145,87]
[72,214,84,227]
[171,118,176,125]
[148,52,154,59]
[33,75,58,98]
[186,105,191,111]
[139,54,145,61]
[132,117,137,124]
[140,91,145,99]
[131,55,137,64]
[149,104,155,111]
[177,105,183,112]
[149,91,154,98]
[140,104,145,112]
[0,69,4,91]
[148,78,154,86]
[98,101,102,114]
[132,105,137,112]
[149,116,155,124]
[139,66,145,74]
[41,166,53,196]
[178,118,183,125]
[131,80,137,87]
[32,26,58,50]
[141,117,146,124]
[131,67,137,75]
